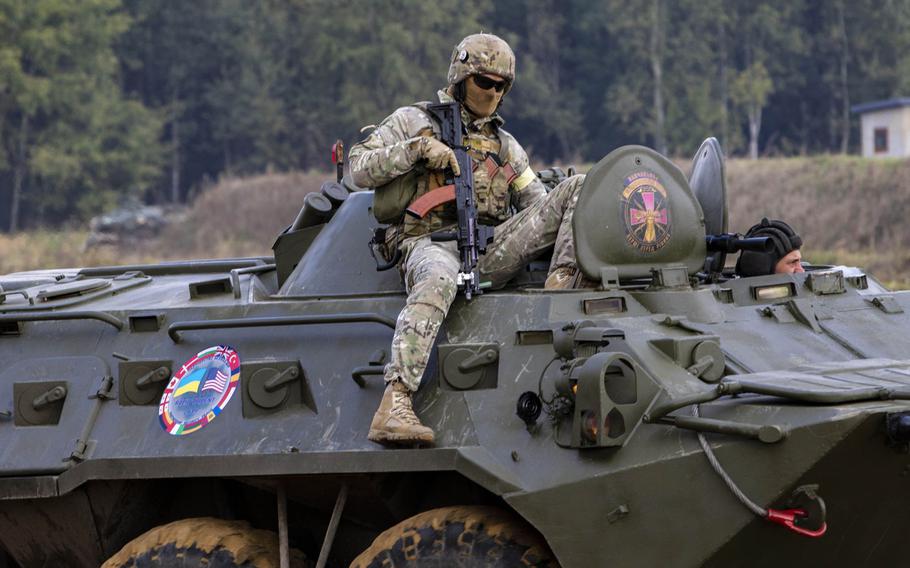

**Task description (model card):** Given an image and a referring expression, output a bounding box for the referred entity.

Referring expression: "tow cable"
[693,405,828,537]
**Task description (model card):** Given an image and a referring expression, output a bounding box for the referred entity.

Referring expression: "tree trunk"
[799,100,808,155]
[837,2,850,154]
[170,91,181,203]
[650,0,667,155]
[748,104,761,160]
[527,0,571,159]
[9,114,29,233]
[718,15,728,150]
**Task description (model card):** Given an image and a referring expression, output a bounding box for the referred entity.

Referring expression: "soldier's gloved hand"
[416,137,460,176]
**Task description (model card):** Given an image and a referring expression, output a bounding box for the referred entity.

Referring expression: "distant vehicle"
[1,139,909,567]
[84,200,185,249]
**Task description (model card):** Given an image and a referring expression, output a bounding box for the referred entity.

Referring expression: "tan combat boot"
[368,381,435,446]
[545,266,579,289]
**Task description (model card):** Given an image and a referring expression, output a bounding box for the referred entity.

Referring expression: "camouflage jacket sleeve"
[349,106,436,188]
[499,129,546,211]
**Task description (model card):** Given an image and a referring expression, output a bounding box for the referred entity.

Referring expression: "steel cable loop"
[537,356,573,425]
[694,404,767,518]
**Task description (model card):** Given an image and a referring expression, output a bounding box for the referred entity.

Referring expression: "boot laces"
[391,390,422,425]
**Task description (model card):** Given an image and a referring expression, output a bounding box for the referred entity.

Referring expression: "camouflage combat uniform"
[351,91,584,392]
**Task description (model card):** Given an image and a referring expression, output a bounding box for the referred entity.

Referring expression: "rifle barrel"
[705,235,773,254]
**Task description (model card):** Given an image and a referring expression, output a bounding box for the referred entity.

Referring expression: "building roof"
[851,98,910,114]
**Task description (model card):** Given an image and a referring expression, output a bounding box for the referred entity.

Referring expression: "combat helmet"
[448,33,515,93]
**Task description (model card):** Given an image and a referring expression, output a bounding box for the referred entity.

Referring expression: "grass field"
[0,172,323,274]
[1,157,908,288]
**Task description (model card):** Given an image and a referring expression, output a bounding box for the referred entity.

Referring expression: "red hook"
[767,508,827,537]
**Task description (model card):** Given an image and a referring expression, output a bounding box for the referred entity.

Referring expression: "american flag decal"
[202,369,229,392]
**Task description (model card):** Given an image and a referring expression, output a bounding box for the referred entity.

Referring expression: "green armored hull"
[1,142,908,568]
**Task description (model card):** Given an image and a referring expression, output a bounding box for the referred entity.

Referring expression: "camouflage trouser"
[385,174,585,391]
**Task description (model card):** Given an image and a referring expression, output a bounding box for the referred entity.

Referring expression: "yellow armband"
[511,166,537,191]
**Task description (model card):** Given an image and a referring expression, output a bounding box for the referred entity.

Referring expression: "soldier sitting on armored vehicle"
[735,218,804,276]
[350,33,586,446]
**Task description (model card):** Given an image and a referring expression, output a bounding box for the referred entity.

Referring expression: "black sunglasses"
[472,75,507,92]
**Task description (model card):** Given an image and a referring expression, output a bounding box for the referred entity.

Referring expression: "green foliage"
[30,92,164,219]
[0,0,163,230]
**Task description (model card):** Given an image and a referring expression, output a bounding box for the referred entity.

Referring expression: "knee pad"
[406,272,457,312]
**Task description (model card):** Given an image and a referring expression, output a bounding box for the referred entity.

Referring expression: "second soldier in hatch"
[735,218,804,277]
[350,33,586,446]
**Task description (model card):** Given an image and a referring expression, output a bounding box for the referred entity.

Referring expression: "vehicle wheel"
[102,516,309,568]
[349,506,557,567]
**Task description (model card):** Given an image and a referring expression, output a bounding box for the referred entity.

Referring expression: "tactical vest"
[372,103,518,227]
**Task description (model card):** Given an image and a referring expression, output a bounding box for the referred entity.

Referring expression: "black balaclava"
[735,218,803,277]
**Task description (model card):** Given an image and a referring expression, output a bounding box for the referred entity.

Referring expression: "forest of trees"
[2,0,910,232]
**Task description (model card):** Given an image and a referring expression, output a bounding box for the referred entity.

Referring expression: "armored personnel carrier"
[2,140,910,568]
[83,199,186,250]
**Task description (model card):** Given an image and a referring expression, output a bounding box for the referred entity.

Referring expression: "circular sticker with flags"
[159,345,240,436]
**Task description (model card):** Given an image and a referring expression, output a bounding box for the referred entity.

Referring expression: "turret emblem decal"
[159,345,240,435]
[622,171,671,253]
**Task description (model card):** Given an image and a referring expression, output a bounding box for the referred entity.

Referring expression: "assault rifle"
[407,101,494,300]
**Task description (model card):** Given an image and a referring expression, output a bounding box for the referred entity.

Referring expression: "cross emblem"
[629,190,668,244]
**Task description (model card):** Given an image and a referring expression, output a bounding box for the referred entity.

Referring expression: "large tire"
[349,506,558,568]
[102,517,308,568]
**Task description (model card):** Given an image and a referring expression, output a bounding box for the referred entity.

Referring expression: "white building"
[852,98,910,158]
